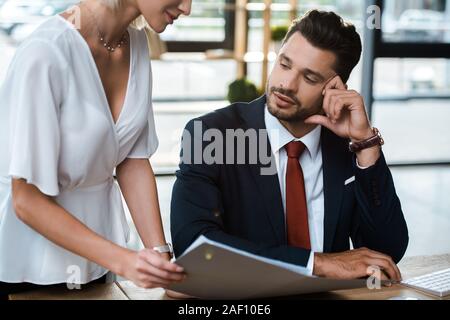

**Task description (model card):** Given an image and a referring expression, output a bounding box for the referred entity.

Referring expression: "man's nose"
[280,75,298,94]
[179,0,192,16]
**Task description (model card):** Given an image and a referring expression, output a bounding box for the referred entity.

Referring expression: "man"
[171,10,408,282]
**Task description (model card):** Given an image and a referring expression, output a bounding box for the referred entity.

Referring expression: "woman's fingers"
[125,250,187,290]
[138,278,170,289]
[144,275,171,287]
[143,263,186,282]
[165,289,195,299]
[140,249,184,272]
[136,249,186,283]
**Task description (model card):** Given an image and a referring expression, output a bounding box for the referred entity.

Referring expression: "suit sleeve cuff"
[356,158,370,170]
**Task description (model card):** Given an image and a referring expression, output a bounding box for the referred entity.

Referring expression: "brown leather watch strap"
[349,128,384,153]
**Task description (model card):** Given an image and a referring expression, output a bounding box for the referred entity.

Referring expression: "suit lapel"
[248,164,286,244]
[240,96,286,244]
[321,127,348,253]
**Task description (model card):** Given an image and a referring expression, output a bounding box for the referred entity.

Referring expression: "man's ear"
[345,84,348,90]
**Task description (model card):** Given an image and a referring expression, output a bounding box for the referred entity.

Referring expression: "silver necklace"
[82,2,128,53]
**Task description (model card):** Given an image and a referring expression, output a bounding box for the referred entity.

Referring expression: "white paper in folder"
[168,236,367,299]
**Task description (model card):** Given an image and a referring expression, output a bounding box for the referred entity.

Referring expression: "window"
[368,0,450,98]
[364,0,450,165]
[374,0,450,58]
[246,0,366,90]
[382,0,450,44]
[374,58,450,97]
[162,0,235,52]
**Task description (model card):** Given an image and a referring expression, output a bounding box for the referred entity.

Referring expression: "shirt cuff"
[356,158,370,170]
[306,251,315,276]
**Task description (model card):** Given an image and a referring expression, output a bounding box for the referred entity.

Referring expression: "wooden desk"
[8,283,128,300]
[9,254,450,300]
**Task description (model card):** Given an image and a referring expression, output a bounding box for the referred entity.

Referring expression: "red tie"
[285,141,311,250]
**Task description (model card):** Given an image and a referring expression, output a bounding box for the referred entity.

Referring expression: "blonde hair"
[99,0,148,29]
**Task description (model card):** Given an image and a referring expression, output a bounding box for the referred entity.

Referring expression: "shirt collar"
[264,105,321,160]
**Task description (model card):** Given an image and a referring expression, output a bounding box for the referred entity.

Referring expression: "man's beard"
[266,86,322,122]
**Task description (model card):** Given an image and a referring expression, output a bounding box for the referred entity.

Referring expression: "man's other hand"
[313,247,402,282]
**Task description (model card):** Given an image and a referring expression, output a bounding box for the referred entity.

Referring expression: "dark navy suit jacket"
[170,95,408,267]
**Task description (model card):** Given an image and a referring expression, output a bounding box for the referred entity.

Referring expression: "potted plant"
[227,78,262,103]
[270,25,289,53]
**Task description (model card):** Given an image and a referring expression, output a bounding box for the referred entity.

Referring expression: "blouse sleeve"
[6,40,67,196]
[126,102,159,159]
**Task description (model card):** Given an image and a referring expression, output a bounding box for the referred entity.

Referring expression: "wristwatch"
[153,243,174,258]
[349,127,384,153]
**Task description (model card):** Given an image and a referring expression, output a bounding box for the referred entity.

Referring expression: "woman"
[0,0,192,298]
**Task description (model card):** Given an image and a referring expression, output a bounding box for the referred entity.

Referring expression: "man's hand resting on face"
[305,75,381,168]
[313,247,402,283]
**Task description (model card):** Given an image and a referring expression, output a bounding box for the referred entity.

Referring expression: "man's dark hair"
[283,10,362,83]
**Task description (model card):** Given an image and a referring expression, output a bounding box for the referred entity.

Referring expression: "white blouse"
[0,15,158,284]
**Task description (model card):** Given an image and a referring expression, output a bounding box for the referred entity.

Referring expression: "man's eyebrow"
[279,53,292,64]
[303,68,326,81]
[279,53,327,81]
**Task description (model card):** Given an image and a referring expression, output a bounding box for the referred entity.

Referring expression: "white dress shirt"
[264,106,370,275]
[264,106,323,275]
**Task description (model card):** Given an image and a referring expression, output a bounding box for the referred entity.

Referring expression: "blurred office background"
[1,0,449,259]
